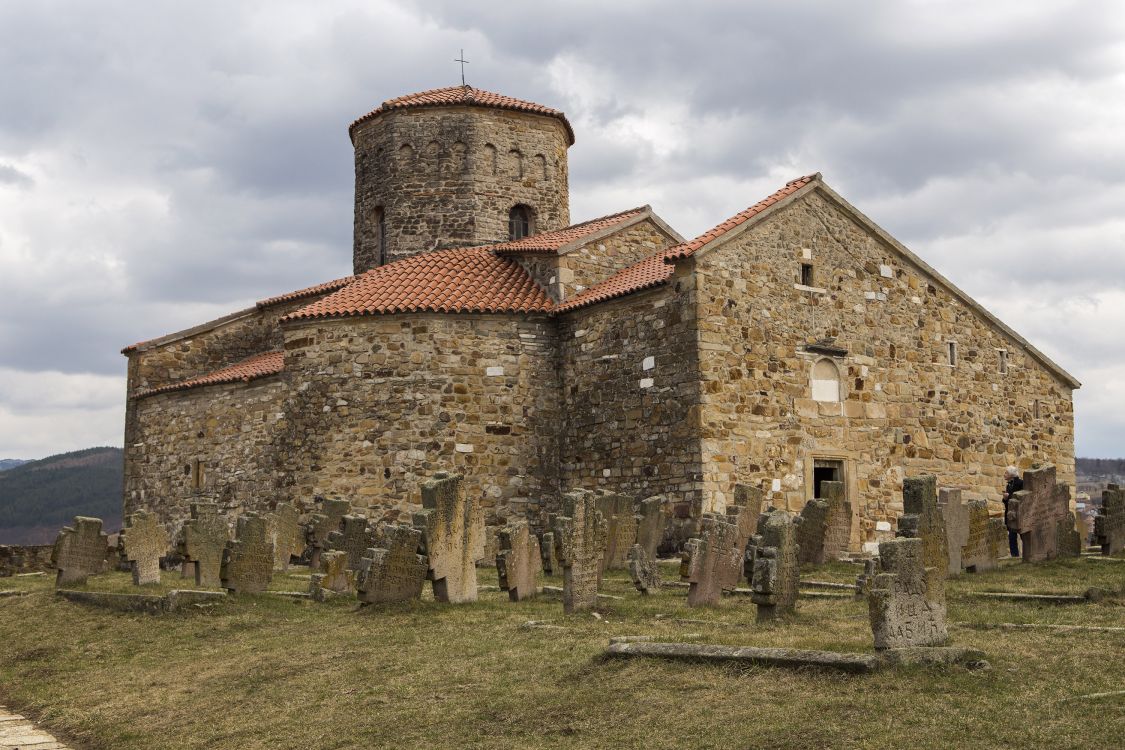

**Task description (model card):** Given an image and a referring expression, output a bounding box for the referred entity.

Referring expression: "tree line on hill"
[1075,457,1125,478]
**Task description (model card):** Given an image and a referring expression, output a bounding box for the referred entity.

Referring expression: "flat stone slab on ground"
[954,621,1125,634]
[0,704,74,749]
[0,590,29,598]
[56,588,225,613]
[605,642,880,674]
[965,591,1090,604]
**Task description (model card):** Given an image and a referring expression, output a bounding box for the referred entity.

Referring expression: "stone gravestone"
[1008,465,1068,563]
[496,520,541,602]
[627,544,660,594]
[1095,485,1124,555]
[960,501,1004,573]
[52,516,110,587]
[179,502,228,588]
[355,524,428,604]
[938,488,969,576]
[118,510,169,586]
[309,550,352,602]
[681,512,740,607]
[867,537,948,650]
[635,495,669,561]
[538,530,556,575]
[597,492,638,573]
[221,513,274,594]
[553,489,607,614]
[413,472,485,604]
[796,481,851,565]
[718,486,764,591]
[896,476,948,592]
[746,508,801,621]
[271,502,304,572]
[306,498,351,568]
[328,514,375,570]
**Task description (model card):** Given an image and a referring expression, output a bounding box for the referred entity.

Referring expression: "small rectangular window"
[1034,399,1041,419]
[999,349,1008,374]
[800,263,814,287]
[948,342,958,367]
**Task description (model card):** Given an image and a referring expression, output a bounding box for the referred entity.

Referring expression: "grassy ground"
[0,557,1122,750]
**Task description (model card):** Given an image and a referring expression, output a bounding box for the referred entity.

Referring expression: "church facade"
[122,85,1079,550]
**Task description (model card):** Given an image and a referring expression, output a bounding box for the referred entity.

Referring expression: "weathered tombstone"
[118,510,169,586]
[746,508,801,621]
[479,526,500,569]
[718,486,763,590]
[627,544,660,594]
[597,492,638,573]
[897,476,948,591]
[179,502,229,588]
[1008,465,1068,563]
[1056,511,1082,558]
[51,516,109,587]
[938,488,969,576]
[960,500,1002,573]
[1095,485,1124,555]
[306,498,351,568]
[796,481,851,565]
[681,512,740,607]
[855,558,877,600]
[327,514,375,570]
[496,520,541,602]
[413,472,485,603]
[220,513,274,594]
[867,537,948,650]
[355,524,428,604]
[271,502,304,572]
[553,489,607,614]
[635,495,669,561]
[309,550,352,602]
[538,530,556,575]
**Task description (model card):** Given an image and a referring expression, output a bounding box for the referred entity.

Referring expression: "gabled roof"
[557,249,679,312]
[284,246,554,321]
[490,207,649,255]
[349,85,575,145]
[135,350,284,399]
[257,275,356,310]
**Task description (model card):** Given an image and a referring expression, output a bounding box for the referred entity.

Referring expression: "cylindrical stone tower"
[349,85,574,274]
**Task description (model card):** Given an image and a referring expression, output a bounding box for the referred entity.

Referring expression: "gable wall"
[559,219,676,300]
[693,189,1075,547]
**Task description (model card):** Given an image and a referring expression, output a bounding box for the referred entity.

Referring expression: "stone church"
[122,84,1079,550]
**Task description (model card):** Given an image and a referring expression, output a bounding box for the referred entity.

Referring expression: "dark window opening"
[509,205,532,241]
[948,341,958,367]
[374,207,386,266]
[813,459,844,499]
[800,263,814,287]
[999,349,1008,375]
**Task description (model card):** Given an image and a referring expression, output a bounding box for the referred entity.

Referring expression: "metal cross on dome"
[455,49,469,85]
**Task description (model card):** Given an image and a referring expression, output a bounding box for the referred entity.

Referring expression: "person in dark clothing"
[1002,466,1023,558]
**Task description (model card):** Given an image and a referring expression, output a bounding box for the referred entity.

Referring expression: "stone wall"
[693,187,1075,546]
[558,269,703,514]
[560,218,677,300]
[0,544,53,577]
[352,106,571,273]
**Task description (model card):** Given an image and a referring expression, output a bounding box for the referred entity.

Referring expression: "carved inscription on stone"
[355,524,428,604]
[682,513,740,607]
[1008,465,1068,563]
[328,514,375,570]
[1095,484,1124,555]
[627,544,660,594]
[413,472,485,604]
[178,502,229,588]
[553,489,607,614]
[119,510,169,586]
[746,508,800,621]
[221,513,274,594]
[897,476,948,592]
[306,498,351,568]
[271,502,304,572]
[960,500,1001,573]
[597,492,638,573]
[938,488,969,576]
[309,550,352,602]
[796,481,851,566]
[635,495,669,561]
[867,537,948,650]
[52,516,109,587]
[496,520,541,602]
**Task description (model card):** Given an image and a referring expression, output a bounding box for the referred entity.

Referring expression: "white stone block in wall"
[876,292,887,301]
[862,542,880,555]
[879,264,894,278]
[486,366,504,376]
[455,443,474,453]
[802,247,813,260]
[639,377,654,389]
[574,329,587,338]
[603,469,611,477]
[771,478,782,492]
[642,356,655,370]
[875,520,892,532]
[864,291,877,300]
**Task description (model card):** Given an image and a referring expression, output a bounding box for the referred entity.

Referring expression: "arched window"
[509,205,533,241]
[811,358,841,403]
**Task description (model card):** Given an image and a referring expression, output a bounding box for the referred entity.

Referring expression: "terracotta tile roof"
[349,85,575,145]
[135,350,284,399]
[491,207,648,255]
[663,174,819,261]
[284,246,554,321]
[256,275,356,309]
[556,249,678,313]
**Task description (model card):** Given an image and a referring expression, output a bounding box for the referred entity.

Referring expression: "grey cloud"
[0,164,32,188]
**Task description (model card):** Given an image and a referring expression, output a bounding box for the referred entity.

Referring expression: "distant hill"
[0,447,123,545]
[1076,457,1125,478]
[0,459,28,472]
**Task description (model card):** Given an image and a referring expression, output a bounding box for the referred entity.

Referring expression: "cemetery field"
[0,559,1122,750]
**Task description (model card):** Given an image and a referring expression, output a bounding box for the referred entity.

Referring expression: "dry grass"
[0,557,1122,749]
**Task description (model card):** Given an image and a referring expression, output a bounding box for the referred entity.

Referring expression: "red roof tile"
[135,350,284,398]
[256,275,356,309]
[556,249,678,313]
[663,174,819,261]
[284,246,554,321]
[491,207,648,255]
[349,85,575,145]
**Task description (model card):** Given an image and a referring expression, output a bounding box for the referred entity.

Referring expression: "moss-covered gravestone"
[635,495,669,561]
[496,520,541,602]
[539,530,556,575]
[179,502,228,588]
[961,500,1003,573]
[271,502,304,572]
[796,481,851,565]
[328,514,375,570]
[719,487,763,590]
[597,492,638,573]
[118,510,169,586]
[306,498,351,569]
[553,489,607,614]
[897,476,947,593]
[746,508,800,621]
[309,550,352,602]
[221,513,274,594]
[938,488,969,576]
[355,524,428,604]
[1008,465,1069,563]
[413,472,485,604]
[1095,485,1124,555]
[627,544,660,594]
[1057,510,1083,559]
[867,537,948,649]
[682,513,740,608]
[52,516,109,587]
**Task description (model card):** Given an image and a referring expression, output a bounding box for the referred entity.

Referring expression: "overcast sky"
[1,0,1122,460]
